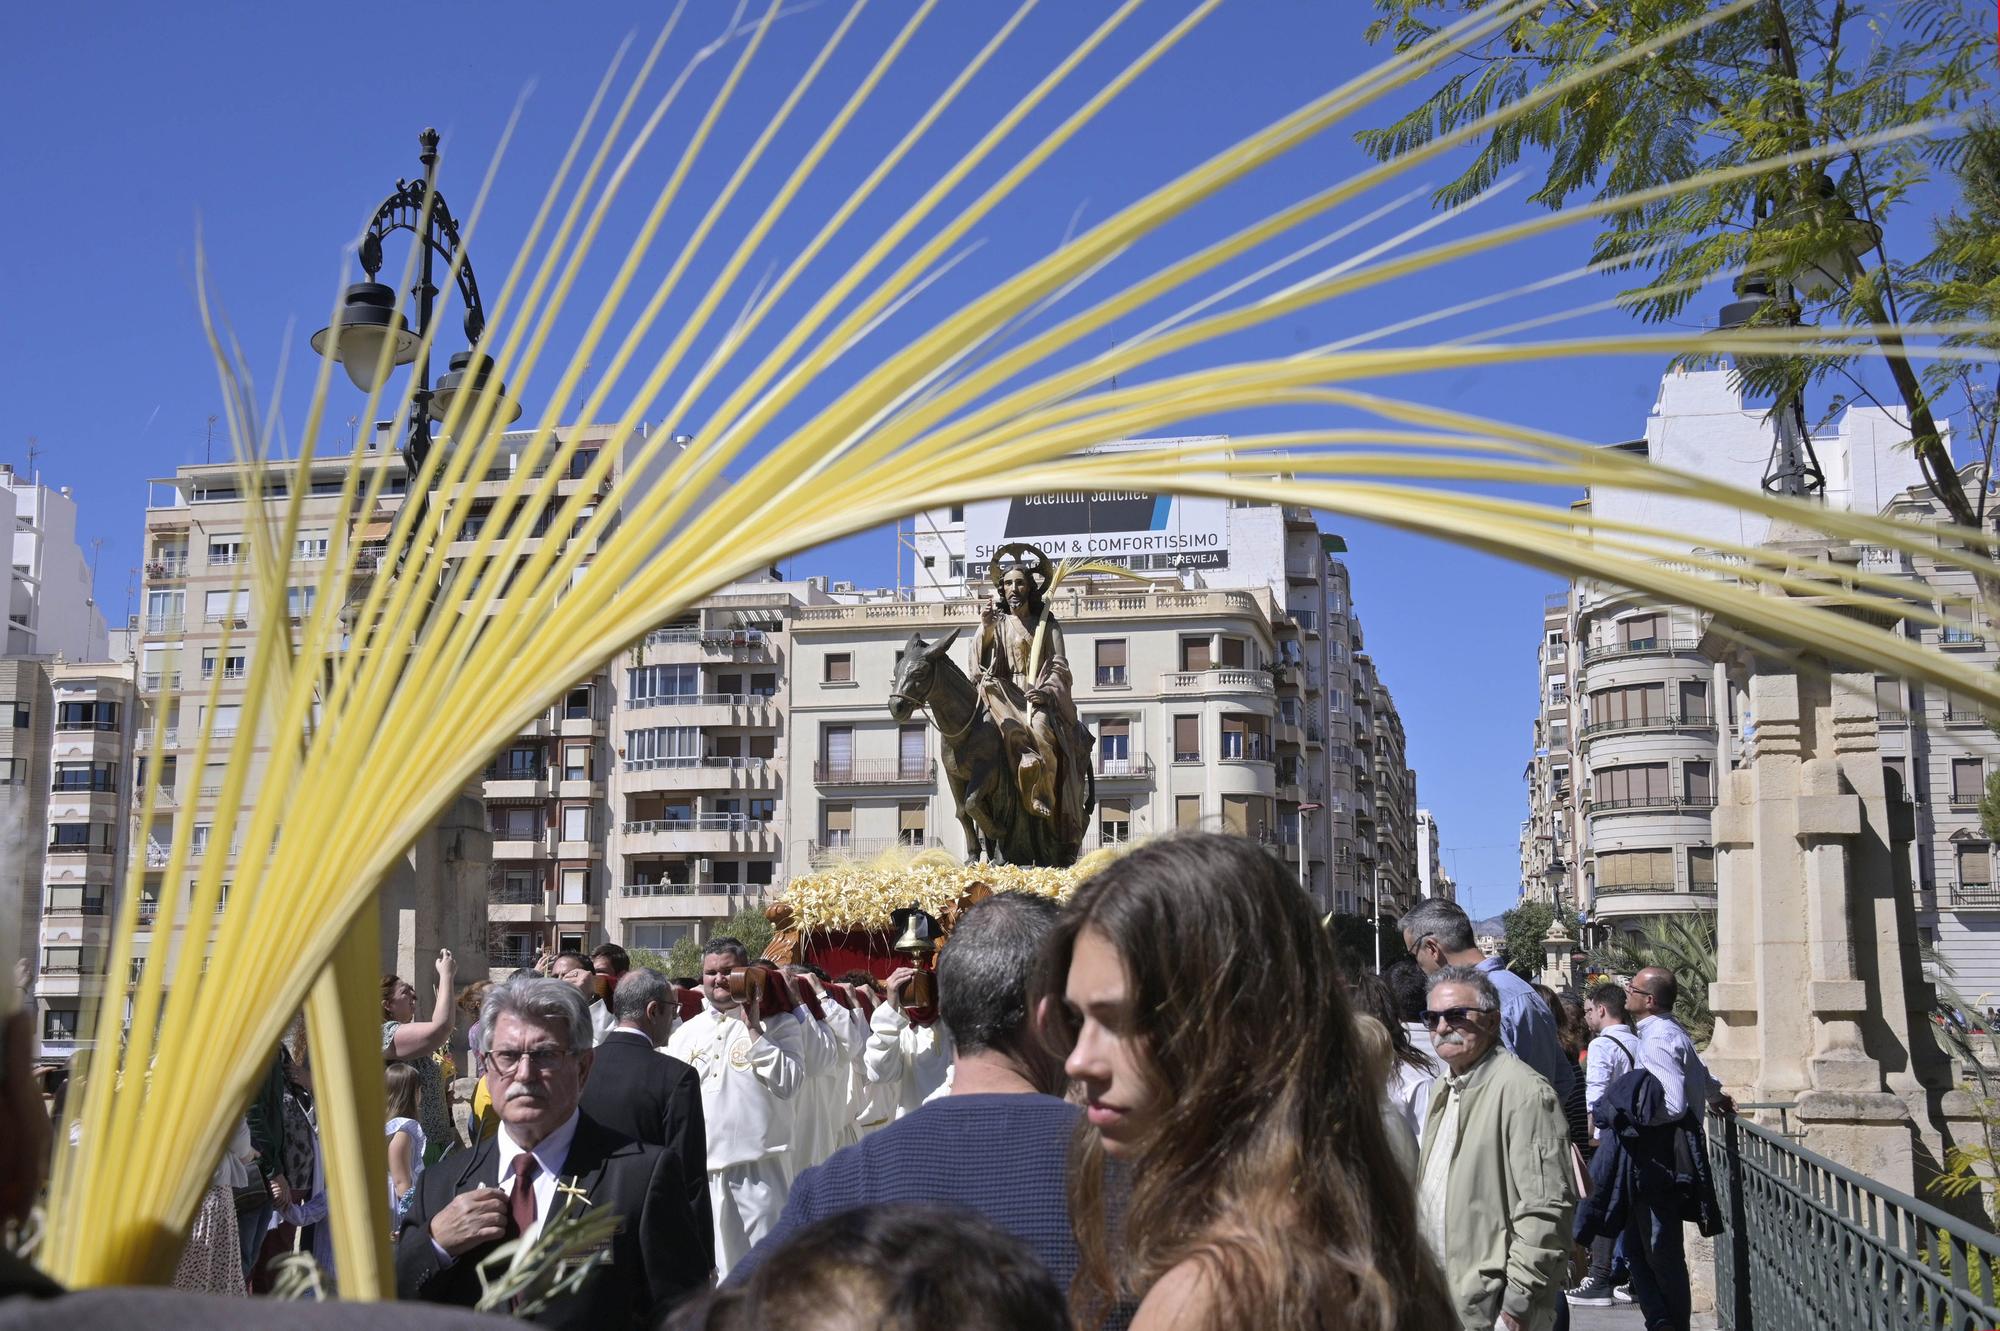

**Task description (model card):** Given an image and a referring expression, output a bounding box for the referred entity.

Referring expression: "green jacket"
[1417,1046,1576,1331]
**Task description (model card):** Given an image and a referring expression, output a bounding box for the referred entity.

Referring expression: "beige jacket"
[1417,1046,1577,1331]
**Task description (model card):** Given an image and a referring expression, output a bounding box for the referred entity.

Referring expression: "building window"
[1875,676,1903,720]
[747,860,775,886]
[1688,846,1717,889]
[631,923,696,952]
[949,557,965,579]
[750,672,777,697]
[496,744,545,779]
[1596,848,1673,891]
[492,806,542,840]
[822,725,853,780]
[560,806,590,842]
[899,803,927,846]
[1221,715,1247,760]
[1175,795,1202,830]
[563,746,590,782]
[1218,637,1247,670]
[1958,843,1992,888]
[1095,639,1128,687]
[11,703,26,729]
[949,505,964,522]
[1683,760,1713,803]
[43,1009,79,1042]
[286,586,317,618]
[203,588,250,622]
[825,653,854,684]
[1884,756,1909,802]
[207,537,243,566]
[1952,758,1984,807]
[1593,763,1670,808]
[560,868,589,905]
[1179,636,1212,673]
[1099,799,1131,844]
[1097,720,1131,774]
[1172,715,1200,763]
[1589,683,1667,728]
[1678,680,1709,720]
[628,664,697,703]
[57,701,120,731]
[899,724,928,779]
[624,726,699,766]
[822,804,853,849]
[1618,613,1665,649]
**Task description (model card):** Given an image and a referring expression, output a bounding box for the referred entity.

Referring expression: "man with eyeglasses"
[395,975,708,1327]
[1416,965,1575,1331]
[1400,898,1576,1105]
[1618,966,1731,1331]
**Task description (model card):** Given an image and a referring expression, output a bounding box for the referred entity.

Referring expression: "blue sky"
[2,2,1935,918]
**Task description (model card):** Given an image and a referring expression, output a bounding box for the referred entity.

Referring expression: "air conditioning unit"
[696,857,714,876]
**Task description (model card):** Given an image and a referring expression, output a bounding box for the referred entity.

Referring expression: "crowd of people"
[0,832,1733,1331]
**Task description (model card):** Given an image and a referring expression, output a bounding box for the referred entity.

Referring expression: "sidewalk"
[1572,1302,1720,1330]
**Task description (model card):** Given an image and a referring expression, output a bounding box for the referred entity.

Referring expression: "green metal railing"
[1711,1110,2000,1329]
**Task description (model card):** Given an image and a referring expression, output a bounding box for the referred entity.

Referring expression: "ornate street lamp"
[311,128,521,507]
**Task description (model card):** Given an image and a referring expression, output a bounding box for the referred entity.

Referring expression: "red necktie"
[510,1153,539,1238]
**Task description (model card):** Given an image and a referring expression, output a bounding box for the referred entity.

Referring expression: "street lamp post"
[311,128,520,521]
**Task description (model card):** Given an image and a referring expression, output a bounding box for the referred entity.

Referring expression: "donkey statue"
[888,628,1093,867]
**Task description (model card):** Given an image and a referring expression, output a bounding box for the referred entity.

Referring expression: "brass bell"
[891,906,941,958]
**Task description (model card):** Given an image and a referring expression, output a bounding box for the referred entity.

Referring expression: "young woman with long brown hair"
[1044,833,1456,1330]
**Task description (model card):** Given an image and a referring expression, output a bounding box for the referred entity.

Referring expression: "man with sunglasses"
[396,975,709,1327]
[1400,899,1577,1105]
[1416,965,1575,1331]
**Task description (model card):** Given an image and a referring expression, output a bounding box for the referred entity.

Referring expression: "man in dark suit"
[579,968,711,1245]
[394,976,709,1327]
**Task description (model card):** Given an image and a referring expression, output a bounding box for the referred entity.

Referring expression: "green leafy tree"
[1500,899,1558,979]
[1359,0,1996,527]
[1585,912,1719,1043]
[633,906,777,980]
[1325,912,1415,975]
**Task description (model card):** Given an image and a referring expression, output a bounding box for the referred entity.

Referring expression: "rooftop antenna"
[89,538,104,592]
[24,436,39,482]
[205,414,218,465]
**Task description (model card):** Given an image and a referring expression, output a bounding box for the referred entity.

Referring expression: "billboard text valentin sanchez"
[965,489,1229,574]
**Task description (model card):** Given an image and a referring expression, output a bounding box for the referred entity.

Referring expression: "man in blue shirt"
[1399,899,1576,1104]
[732,892,1084,1302]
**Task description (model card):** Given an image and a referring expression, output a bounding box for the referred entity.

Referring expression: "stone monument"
[1700,542,1968,1191]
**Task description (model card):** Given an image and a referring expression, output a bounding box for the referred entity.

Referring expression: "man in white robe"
[665,938,803,1275]
[779,965,849,1178]
[864,965,954,1119]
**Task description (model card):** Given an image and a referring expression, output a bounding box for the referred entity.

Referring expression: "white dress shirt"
[494,1109,582,1249]
[1583,1023,1639,1122]
[1636,1013,1718,1123]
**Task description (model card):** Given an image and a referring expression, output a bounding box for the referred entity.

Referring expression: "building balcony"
[620,756,779,792]
[1094,755,1155,782]
[144,615,185,635]
[1157,669,1274,699]
[1579,711,1716,742]
[1581,636,1704,665]
[619,816,779,855]
[642,627,774,658]
[1946,880,2000,912]
[622,694,780,727]
[1588,794,1719,817]
[1285,556,1316,583]
[145,557,189,583]
[483,774,554,801]
[616,884,749,919]
[493,832,557,861]
[42,899,106,919]
[806,837,942,866]
[140,673,181,694]
[813,760,934,787]
[490,883,548,906]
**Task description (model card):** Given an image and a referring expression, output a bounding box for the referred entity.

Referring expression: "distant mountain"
[1470,915,1507,939]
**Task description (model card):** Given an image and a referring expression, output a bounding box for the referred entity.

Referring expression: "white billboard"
[964,489,1229,575]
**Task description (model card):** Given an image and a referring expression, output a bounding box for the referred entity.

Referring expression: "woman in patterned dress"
[172,1116,254,1295]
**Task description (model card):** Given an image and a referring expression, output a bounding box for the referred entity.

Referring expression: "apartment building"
[34,659,138,1060]
[597,586,799,962]
[896,456,1414,916]
[136,424,647,983]
[1519,366,1938,946]
[2,659,55,1024]
[1416,808,1456,902]
[3,464,108,660]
